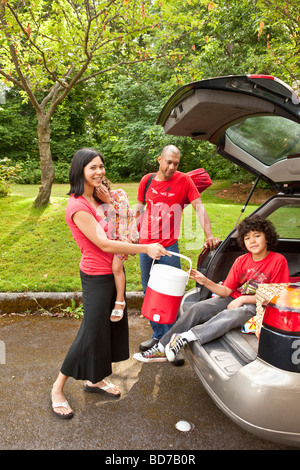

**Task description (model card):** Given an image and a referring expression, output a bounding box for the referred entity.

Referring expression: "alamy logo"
[96,202,205,250]
[291,340,300,365]
[0,340,6,364]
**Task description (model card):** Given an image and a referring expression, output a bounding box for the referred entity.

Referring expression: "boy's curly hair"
[237,215,279,251]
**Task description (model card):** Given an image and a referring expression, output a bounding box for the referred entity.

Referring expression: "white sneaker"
[133,345,167,362]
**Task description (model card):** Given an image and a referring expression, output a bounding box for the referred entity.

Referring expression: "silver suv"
[157,75,300,447]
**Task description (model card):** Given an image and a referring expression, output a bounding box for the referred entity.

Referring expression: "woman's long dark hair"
[67,148,105,197]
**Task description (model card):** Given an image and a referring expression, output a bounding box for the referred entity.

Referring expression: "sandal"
[84,381,121,398]
[110,300,125,322]
[50,392,73,420]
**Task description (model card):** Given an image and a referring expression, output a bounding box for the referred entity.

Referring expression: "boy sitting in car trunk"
[134,215,290,363]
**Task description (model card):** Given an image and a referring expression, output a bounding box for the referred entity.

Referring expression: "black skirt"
[60,270,129,383]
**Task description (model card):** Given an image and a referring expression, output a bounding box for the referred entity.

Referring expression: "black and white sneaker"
[133,344,167,362]
[165,334,187,362]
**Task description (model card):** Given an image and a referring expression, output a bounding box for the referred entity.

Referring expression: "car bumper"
[186,341,300,447]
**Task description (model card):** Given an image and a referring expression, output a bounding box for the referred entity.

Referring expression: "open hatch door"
[157,75,300,192]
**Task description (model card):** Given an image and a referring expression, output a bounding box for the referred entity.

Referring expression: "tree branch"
[0,2,41,113]
[6,3,66,88]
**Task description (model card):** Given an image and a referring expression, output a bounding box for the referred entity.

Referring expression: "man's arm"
[191,197,220,250]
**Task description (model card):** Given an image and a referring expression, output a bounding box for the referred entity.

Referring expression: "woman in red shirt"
[51,148,167,419]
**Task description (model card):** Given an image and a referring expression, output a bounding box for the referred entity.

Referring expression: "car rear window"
[266,203,300,239]
[226,116,300,166]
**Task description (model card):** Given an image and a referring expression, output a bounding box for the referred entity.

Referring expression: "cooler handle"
[150,251,192,284]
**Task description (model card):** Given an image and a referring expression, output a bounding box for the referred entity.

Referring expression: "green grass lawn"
[0,181,258,293]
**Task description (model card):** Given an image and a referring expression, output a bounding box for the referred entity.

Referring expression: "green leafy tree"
[0,0,178,206]
[1,0,298,201]
[89,65,220,181]
[87,0,299,180]
[0,88,38,161]
[255,0,300,83]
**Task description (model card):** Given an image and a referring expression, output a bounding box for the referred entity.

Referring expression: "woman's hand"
[146,243,170,260]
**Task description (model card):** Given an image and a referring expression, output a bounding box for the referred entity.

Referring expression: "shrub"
[15,157,41,184]
[0,158,21,196]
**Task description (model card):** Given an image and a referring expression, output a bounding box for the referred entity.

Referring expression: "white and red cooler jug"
[141,252,192,324]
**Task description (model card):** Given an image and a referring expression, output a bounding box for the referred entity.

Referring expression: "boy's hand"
[190,269,207,285]
[226,297,244,310]
[227,295,256,310]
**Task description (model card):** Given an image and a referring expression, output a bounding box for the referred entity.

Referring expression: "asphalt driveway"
[0,313,293,453]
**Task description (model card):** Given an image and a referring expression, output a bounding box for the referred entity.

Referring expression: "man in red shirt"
[135,145,220,360]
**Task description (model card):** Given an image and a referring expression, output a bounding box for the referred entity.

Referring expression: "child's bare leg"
[111,255,126,322]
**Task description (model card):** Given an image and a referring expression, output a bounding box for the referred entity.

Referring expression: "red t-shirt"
[65,195,114,275]
[224,251,290,298]
[138,171,200,246]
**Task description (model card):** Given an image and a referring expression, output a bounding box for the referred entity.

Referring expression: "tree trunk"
[33,114,55,208]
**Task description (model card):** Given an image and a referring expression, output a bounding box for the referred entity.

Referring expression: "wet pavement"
[0,313,293,453]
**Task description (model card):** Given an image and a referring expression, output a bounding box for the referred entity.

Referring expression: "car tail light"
[248,75,299,102]
[248,74,275,80]
[263,285,300,334]
[258,285,300,372]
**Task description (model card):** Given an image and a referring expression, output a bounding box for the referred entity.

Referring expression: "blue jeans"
[139,241,181,340]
